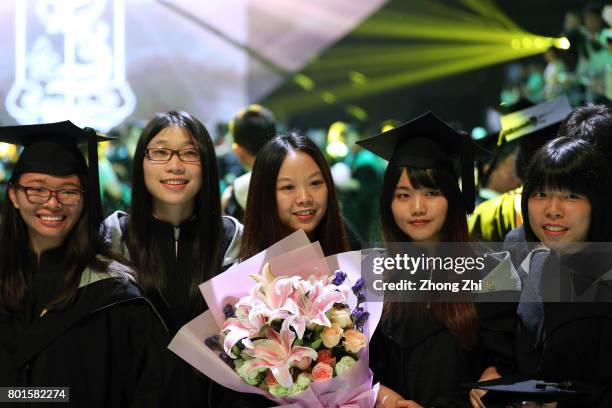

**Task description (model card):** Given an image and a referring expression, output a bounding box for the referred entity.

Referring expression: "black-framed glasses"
[145,148,201,163]
[15,185,85,206]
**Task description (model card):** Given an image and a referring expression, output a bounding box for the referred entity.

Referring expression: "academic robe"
[370,250,522,407]
[102,211,269,408]
[0,248,169,408]
[370,310,483,407]
[515,248,612,407]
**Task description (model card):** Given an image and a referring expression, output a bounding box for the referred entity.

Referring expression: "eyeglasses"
[145,148,201,163]
[15,185,85,206]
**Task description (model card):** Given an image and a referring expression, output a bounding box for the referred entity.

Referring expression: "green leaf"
[310,338,322,350]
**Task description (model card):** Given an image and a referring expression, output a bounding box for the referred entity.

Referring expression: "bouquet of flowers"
[168,230,382,407]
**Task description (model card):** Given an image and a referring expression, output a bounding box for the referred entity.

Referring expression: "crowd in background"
[501,3,612,106]
[0,3,609,244]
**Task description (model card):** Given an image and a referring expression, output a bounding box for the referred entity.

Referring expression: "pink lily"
[240,323,318,388]
[222,263,300,355]
[295,274,352,306]
[237,263,300,324]
[285,278,347,339]
[222,305,264,357]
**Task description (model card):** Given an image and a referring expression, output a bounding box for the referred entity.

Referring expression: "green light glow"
[268,1,565,115]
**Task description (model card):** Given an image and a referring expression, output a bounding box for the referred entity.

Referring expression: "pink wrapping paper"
[169,232,381,407]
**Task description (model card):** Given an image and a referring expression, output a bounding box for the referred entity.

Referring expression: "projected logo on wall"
[6,0,135,131]
[1,0,386,131]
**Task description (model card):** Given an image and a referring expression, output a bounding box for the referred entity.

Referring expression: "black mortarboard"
[0,120,114,227]
[463,378,586,406]
[356,112,476,212]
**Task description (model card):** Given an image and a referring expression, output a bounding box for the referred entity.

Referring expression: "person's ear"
[8,184,20,209]
[233,144,249,162]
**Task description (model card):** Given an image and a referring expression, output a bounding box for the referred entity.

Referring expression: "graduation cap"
[498,96,572,145]
[480,96,571,187]
[356,111,476,212]
[463,378,586,406]
[0,120,114,227]
[496,97,534,115]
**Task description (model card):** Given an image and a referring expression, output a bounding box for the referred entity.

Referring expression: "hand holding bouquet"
[169,231,382,407]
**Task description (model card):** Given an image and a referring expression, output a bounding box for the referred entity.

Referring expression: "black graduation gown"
[473,250,523,377]
[103,211,269,407]
[145,216,270,408]
[369,248,522,408]
[0,248,169,408]
[143,216,215,407]
[370,310,484,407]
[515,249,612,407]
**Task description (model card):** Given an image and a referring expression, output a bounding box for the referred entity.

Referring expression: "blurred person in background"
[543,47,570,99]
[221,104,276,222]
[328,121,385,244]
[473,131,521,205]
[576,2,612,103]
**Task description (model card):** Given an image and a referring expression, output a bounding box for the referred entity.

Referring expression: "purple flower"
[351,307,370,332]
[332,270,347,286]
[223,303,236,318]
[352,277,365,294]
[356,292,366,305]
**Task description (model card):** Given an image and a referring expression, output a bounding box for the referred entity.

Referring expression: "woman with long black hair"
[103,111,242,407]
[359,113,518,408]
[0,121,167,407]
[239,131,349,260]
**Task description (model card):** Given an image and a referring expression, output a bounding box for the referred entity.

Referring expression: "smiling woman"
[522,137,612,248]
[275,150,329,236]
[142,126,203,221]
[239,132,349,260]
[9,173,85,254]
[355,112,504,408]
[0,121,168,407]
[389,168,449,244]
[500,127,612,408]
[102,110,244,407]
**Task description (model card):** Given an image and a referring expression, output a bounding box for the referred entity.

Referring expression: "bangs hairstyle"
[1,173,128,314]
[239,132,349,260]
[380,166,469,243]
[379,165,477,349]
[522,137,612,242]
[126,110,223,317]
